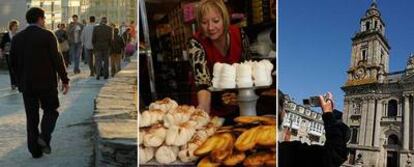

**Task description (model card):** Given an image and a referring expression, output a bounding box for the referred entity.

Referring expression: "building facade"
[280,94,326,145]
[84,0,136,26]
[342,2,414,167]
[29,0,62,30]
[0,0,30,32]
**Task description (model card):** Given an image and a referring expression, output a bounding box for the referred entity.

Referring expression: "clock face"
[354,67,365,80]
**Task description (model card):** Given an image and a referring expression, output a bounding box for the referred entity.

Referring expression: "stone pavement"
[0,61,129,167]
[94,58,137,167]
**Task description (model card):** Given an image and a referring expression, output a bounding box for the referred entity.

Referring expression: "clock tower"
[345,2,390,86]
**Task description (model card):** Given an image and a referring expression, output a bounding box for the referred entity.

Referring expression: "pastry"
[236,63,253,88]
[197,156,220,167]
[139,109,164,127]
[223,151,246,166]
[143,124,167,147]
[149,97,178,113]
[234,116,276,125]
[190,108,210,129]
[210,133,234,162]
[155,145,179,164]
[165,121,197,146]
[243,152,274,167]
[255,125,277,146]
[139,146,155,164]
[194,134,222,156]
[163,105,194,127]
[234,126,259,151]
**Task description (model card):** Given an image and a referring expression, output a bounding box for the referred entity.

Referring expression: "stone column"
[365,98,375,146]
[403,95,410,150]
[411,95,414,150]
[343,100,350,124]
[374,99,382,147]
[359,99,368,145]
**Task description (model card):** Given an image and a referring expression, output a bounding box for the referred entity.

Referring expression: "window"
[387,134,399,146]
[350,127,358,144]
[361,50,367,61]
[388,100,398,117]
[365,21,370,31]
[374,21,378,29]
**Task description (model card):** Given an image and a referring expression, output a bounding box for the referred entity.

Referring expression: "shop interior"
[139,0,277,112]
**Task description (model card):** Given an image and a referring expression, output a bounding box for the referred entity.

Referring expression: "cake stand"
[209,85,270,116]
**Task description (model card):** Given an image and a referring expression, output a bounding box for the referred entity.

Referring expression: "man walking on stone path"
[92,16,113,80]
[81,16,96,77]
[9,7,70,159]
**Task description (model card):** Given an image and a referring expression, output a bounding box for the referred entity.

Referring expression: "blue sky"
[279,0,414,111]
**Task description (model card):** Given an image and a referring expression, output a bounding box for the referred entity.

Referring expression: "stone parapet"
[93,60,137,167]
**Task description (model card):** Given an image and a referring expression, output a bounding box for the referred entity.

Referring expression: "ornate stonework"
[342,2,414,167]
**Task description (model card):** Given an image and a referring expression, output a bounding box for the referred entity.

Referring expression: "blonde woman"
[0,20,19,90]
[188,0,251,120]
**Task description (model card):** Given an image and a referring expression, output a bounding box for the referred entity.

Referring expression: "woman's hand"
[197,90,211,113]
[319,92,334,113]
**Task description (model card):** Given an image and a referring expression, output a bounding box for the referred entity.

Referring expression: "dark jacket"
[111,34,125,54]
[54,29,68,43]
[10,25,69,93]
[92,24,113,51]
[0,32,12,54]
[279,112,350,167]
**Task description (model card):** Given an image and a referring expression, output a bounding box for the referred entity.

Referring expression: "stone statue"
[406,54,414,75]
[406,153,412,167]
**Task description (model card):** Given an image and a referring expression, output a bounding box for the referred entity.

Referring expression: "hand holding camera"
[303,92,334,113]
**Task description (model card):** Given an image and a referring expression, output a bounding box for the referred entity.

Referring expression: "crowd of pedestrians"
[0,13,137,87]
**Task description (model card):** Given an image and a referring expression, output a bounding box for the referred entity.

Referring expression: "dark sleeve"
[0,33,7,50]
[187,38,211,91]
[92,28,96,46]
[240,29,251,61]
[321,112,350,166]
[9,36,18,80]
[48,32,69,84]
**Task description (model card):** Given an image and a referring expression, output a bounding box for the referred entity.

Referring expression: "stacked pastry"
[139,98,224,165]
[236,63,253,88]
[212,60,273,89]
[253,60,274,86]
[195,116,277,167]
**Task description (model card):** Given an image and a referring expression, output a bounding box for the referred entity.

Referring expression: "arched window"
[387,134,399,146]
[388,100,398,117]
[365,21,371,31]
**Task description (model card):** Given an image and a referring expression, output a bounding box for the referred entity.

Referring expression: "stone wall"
[93,61,137,167]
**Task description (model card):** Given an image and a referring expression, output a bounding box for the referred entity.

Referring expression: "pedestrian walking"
[110,28,125,77]
[92,17,113,80]
[55,23,70,67]
[81,16,96,76]
[0,20,19,90]
[121,28,131,61]
[9,7,70,159]
[67,14,83,74]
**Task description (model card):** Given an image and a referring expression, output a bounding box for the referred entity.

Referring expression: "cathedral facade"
[342,2,414,167]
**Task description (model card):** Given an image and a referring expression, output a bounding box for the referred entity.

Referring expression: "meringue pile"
[139,98,224,164]
[212,60,274,89]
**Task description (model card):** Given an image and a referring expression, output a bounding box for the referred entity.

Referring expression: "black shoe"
[37,137,51,154]
[104,76,108,79]
[96,76,100,80]
[32,152,43,159]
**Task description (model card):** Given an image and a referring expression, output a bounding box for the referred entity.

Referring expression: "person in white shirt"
[67,15,84,74]
[81,16,96,76]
